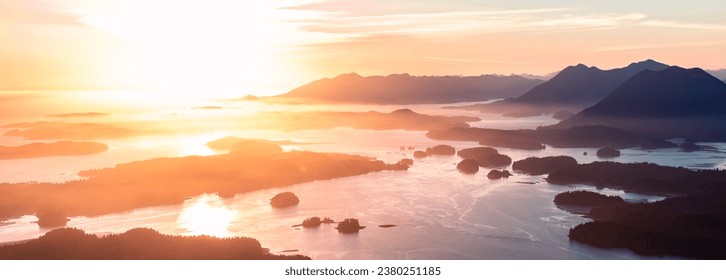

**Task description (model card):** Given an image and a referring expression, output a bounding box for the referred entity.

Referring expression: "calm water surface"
[1,92,723,259]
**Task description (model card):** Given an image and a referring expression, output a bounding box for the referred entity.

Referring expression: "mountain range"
[270,73,543,104]
[449,59,670,116]
[552,66,726,141]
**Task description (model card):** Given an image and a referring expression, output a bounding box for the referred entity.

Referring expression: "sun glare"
[177,194,238,237]
[72,0,317,97]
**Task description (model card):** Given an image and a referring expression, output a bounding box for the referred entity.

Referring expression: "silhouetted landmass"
[47,112,108,118]
[547,161,726,195]
[240,109,478,132]
[0,146,405,219]
[35,210,68,228]
[273,73,543,104]
[569,193,726,259]
[413,151,427,159]
[397,158,414,167]
[533,126,674,149]
[379,224,397,228]
[0,228,309,260]
[4,110,478,141]
[427,127,545,150]
[336,218,365,233]
[3,121,141,140]
[555,67,726,142]
[596,147,620,158]
[206,136,310,152]
[679,142,717,153]
[448,60,669,116]
[456,147,512,168]
[0,141,108,160]
[301,217,322,228]
[487,170,512,180]
[512,156,578,175]
[193,106,224,110]
[427,126,671,150]
[456,159,479,174]
[553,191,624,207]
[549,161,726,258]
[270,192,300,208]
[425,144,456,156]
[321,217,335,224]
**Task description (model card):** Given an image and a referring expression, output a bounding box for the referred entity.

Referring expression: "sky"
[1,0,726,96]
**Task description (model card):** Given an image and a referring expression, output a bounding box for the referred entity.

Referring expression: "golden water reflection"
[177,193,237,237]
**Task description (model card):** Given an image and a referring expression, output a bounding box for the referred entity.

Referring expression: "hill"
[271,73,543,104]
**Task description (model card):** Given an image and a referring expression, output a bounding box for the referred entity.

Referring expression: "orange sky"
[1,0,726,96]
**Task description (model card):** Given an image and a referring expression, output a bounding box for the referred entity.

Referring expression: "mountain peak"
[575,65,726,118]
[625,59,669,71]
[337,72,362,79]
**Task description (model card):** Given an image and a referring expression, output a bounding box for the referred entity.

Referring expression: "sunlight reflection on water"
[0,95,718,259]
[177,194,238,237]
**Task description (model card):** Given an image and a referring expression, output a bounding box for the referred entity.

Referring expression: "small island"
[553,190,624,207]
[512,156,578,175]
[270,192,300,208]
[456,147,512,168]
[336,218,366,233]
[596,147,620,158]
[487,170,512,180]
[456,159,479,174]
[0,141,108,160]
[301,217,322,228]
[425,144,456,156]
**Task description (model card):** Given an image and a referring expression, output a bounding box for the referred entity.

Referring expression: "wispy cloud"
[641,20,726,31]
[296,8,647,38]
[592,40,726,52]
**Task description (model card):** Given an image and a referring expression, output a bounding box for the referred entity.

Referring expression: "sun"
[72,0,315,98]
[177,193,238,237]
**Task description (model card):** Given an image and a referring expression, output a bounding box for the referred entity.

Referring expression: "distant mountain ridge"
[706,69,726,81]
[554,66,726,140]
[449,59,669,116]
[272,73,543,104]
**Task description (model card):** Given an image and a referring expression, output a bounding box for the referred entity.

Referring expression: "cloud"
[641,20,726,31]
[592,40,726,52]
[292,5,648,41]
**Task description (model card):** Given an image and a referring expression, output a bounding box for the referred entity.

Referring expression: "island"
[0,228,309,260]
[456,147,512,168]
[0,141,108,160]
[456,159,479,174]
[0,142,407,220]
[512,156,578,175]
[553,190,624,207]
[548,161,726,259]
[487,170,512,180]
[425,144,456,156]
[596,147,620,158]
[336,218,366,233]
[270,192,300,208]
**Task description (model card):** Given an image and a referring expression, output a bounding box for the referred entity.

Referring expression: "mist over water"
[0,91,721,259]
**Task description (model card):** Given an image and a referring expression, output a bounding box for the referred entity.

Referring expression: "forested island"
[547,161,726,259]
[0,228,309,260]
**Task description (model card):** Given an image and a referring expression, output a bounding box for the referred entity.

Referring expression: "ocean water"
[0,92,723,259]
